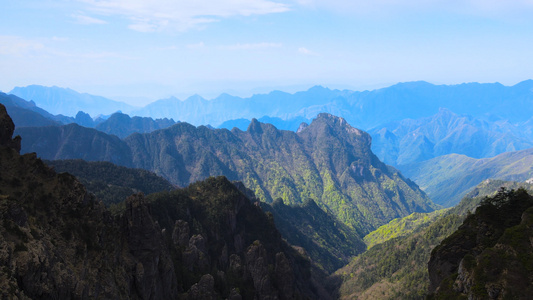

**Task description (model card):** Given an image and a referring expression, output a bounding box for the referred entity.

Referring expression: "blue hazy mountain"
[129,80,533,129]
[95,112,176,138]
[0,91,77,127]
[399,147,533,207]
[12,80,533,131]
[10,85,136,117]
[370,108,533,166]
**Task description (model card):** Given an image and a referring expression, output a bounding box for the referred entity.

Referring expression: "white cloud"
[78,0,290,32]
[293,0,533,18]
[72,14,107,25]
[0,36,45,56]
[220,42,282,50]
[298,47,317,55]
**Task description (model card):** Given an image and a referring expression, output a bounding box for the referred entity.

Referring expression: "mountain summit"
[17,113,436,235]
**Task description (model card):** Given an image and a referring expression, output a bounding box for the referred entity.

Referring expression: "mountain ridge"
[16,113,436,236]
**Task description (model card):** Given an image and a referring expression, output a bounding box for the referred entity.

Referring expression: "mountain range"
[370,108,533,166]
[400,147,533,206]
[10,85,136,117]
[4,76,533,298]
[15,113,436,237]
[11,80,533,130]
[0,106,324,298]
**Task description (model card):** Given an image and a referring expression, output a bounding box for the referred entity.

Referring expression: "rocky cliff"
[427,188,533,299]
[0,103,322,299]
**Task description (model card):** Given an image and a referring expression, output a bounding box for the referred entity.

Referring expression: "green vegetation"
[364,209,447,249]
[19,113,437,237]
[429,187,533,299]
[261,198,366,273]
[329,179,533,299]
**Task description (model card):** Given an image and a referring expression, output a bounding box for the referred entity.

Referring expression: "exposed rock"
[0,103,21,152]
[428,188,533,299]
[124,193,178,299]
[172,220,190,247]
[186,274,217,300]
[245,241,277,299]
[182,234,210,274]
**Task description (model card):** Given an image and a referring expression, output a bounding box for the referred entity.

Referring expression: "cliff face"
[0,103,322,299]
[427,188,533,299]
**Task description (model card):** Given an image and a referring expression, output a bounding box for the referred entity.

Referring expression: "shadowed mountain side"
[45,159,175,206]
[400,148,533,207]
[15,123,133,167]
[428,188,533,299]
[16,113,436,235]
[0,103,325,298]
[261,198,367,274]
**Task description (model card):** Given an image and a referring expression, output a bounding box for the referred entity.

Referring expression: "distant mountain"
[400,148,533,207]
[95,112,176,138]
[10,80,533,135]
[370,108,533,166]
[0,92,73,127]
[129,80,533,129]
[10,85,135,117]
[218,116,310,131]
[16,113,436,236]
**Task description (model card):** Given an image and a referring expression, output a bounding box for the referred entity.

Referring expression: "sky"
[1,0,533,106]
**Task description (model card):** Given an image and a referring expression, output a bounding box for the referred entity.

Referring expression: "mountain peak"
[314,113,364,136]
[0,104,21,152]
[247,118,263,134]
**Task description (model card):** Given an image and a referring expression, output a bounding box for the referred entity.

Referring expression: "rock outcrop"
[428,188,533,299]
[0,103,21,152]
[0,104,323,299]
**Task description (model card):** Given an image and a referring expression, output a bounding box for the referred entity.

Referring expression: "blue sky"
[1,0,533,106]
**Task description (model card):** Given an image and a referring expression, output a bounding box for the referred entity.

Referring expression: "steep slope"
[124,113,436,234]
[17,113,436,236]
[428,188,533,299]
[370,108,533,166]
[10,85,135,117]
[45,159,174,206]
[329,179,533,300]
[0,104,323,299]
[261,198,366,273]
[400,147,533,206]
[15,123,133,166]
[95,112,176,138]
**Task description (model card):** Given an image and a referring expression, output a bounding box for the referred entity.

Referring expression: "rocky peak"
[0,103,21,152]
[246,118,263,134]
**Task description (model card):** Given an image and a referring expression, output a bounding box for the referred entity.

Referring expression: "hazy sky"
[2,0,533,105]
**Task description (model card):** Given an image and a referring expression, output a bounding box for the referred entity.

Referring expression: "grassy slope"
[400,148,533,207]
